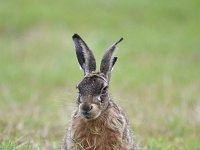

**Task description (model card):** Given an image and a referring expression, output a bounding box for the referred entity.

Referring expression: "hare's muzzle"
[79,103,101,120]
[79,103,93,119]
[80,103,93,113]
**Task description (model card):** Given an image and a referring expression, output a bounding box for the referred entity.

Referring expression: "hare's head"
[72,34,123,120]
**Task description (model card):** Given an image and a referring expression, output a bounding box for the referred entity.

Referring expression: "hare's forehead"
[77,77,107,95]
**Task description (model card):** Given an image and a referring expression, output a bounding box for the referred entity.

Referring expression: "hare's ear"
[72,34,96,75]
[100,38,123,82]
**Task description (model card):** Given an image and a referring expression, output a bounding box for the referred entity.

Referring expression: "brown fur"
[62,34,137,150]
[62,101,136,150]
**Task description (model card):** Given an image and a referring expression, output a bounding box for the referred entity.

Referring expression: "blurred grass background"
[0,0,200,149]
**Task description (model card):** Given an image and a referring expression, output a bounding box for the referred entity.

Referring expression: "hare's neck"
[69,106,126,149]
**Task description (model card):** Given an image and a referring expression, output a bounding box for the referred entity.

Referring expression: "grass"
[0,0,200,149]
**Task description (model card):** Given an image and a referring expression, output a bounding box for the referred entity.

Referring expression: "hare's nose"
[81,103,93,112]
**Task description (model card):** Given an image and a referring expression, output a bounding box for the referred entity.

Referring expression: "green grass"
[0,0,200,149]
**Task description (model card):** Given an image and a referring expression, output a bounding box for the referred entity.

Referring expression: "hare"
[61,34,137,150]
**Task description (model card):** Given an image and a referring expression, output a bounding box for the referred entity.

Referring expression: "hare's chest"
[68,125,125,150]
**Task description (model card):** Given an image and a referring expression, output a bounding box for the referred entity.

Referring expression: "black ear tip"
[118,37,124,43]
[72,33,80,39]
[115,37,124,45]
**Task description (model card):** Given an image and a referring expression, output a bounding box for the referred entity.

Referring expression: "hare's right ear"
[72,34,96,75]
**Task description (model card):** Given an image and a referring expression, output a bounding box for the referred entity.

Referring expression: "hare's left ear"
[100,38,123,82]
[72,34,96,75]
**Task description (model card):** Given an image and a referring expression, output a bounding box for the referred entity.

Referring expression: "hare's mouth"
[83,112,92,119]
[81,111,101,120]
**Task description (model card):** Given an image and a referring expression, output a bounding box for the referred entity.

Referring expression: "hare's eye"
[101,86,108,95]
[97,96,104,103]
[97,96,101,101]
[96,96,101,102]
[78,95,83,103]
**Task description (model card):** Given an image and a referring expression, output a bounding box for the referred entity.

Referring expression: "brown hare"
[62,34,137,150]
